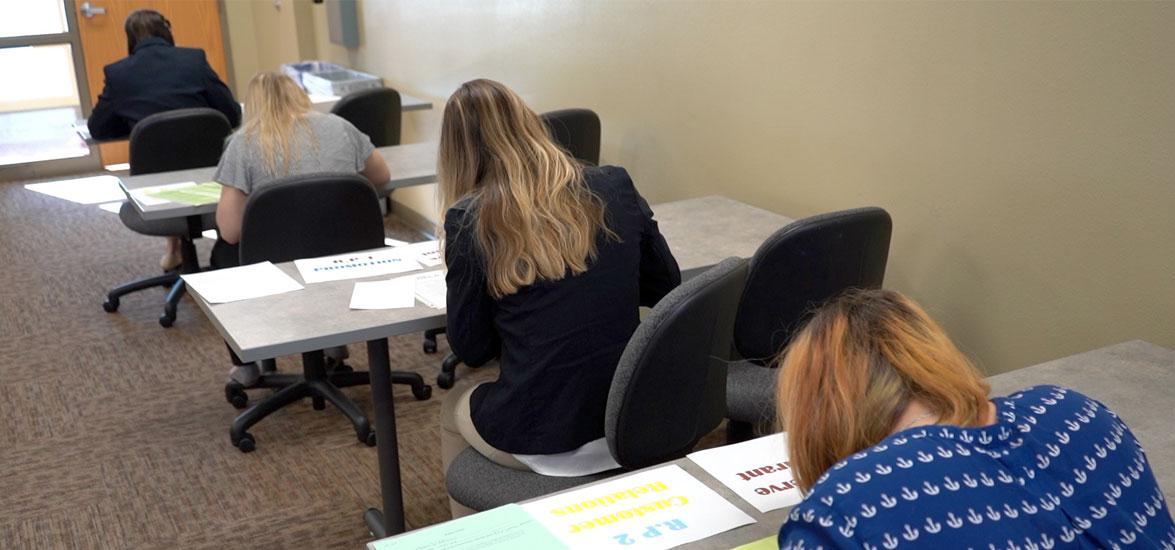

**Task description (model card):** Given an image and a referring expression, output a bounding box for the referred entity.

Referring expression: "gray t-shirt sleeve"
[339,117,376,172]
[212,133,253,194]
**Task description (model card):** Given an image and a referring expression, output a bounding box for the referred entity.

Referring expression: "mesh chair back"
[540,108,601,166]
[330,87,402,147]
[239,174,385,265]
[605,257,748,469]
[128,108,231,176]
[733,207,892,364]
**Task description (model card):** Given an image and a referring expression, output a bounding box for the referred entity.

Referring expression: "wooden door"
[75,0,229,166]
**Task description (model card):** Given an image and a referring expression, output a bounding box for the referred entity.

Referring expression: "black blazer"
[88,37,241,140]
[445,166,681,455]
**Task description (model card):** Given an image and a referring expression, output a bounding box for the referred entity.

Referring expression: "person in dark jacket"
[88,9,240,141]
[437,79,681,517]
[89,9,241,270]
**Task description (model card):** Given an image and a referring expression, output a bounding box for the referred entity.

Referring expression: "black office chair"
[431,107,603,389]
[725,207,892,442]
[541,108,601,165]
[330,87,402,148]
[102,108,231,327]
[224,173,431,453]
[446,258,747,511]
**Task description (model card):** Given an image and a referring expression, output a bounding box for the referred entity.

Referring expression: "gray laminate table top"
[189,195,793,363]
[367,340,1175,549]
[119,141,438,220]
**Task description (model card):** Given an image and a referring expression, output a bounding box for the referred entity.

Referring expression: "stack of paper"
[144,181,223,206]
[687,434,802,513]
[519,465,754,549]
[396,240,444,267]
[181,262,304,304]
[294,247,420,284]
[370,504,564,550]
[349,276,417,310]
[414,270,446,309]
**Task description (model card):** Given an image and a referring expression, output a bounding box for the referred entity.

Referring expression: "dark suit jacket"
[88,37,241,140]
[445,166,682,454]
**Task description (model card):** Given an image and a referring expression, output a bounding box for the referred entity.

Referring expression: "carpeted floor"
[0,173,728,549]
[0,173,476,549]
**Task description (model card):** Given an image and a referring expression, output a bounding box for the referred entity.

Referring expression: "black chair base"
[422,327,444,354]
[225,351,430,453]
[436,353,463,389]
[102,236,198,328]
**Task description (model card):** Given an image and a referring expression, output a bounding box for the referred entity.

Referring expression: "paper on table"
[384,237,410,247]
[520,464,754,550]
[181,262,303,304]
[687,433,802,513]
[397,240,443,267]
[25,175,126,204]
[414,270,446,309]
[294,247,420,284]
[98,201,123,214]
[349,276,416,310]
[145,181,222,205]
[369,504,565,550]
[128,181,197,207]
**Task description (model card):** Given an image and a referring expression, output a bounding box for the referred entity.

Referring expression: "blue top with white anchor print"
[778,385,1175,550]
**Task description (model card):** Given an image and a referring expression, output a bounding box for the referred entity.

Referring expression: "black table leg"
[365,338,405,538]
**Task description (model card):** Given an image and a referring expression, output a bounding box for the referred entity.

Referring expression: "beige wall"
[291,1,1174,374]
[223,0,318,98]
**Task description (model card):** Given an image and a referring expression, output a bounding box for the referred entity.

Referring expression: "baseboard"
[388,198,439,240]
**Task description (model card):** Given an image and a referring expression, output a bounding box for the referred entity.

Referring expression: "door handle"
[80,2,106,18]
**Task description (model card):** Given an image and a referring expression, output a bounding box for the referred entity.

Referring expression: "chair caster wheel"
[365,432,377,447]
[225,383,248,409]
[159,314,175,328]
[102,298,119,313]
[413,384,433,400]
[235,433,256,453]
[437,372,455,390]
[423,340,438,354]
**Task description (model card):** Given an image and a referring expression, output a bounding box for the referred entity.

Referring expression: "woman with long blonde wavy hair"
[211,71,390,385]
[776,288,1173,549]
[437,80,680,512]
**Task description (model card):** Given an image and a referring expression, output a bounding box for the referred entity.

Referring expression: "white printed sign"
[293,247,420,284]
[687,434,802,513]
[520,465,754,549]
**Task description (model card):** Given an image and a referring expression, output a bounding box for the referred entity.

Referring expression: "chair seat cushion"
[726,360,778,424]
[119,200,216,237]
[446,447,616,511]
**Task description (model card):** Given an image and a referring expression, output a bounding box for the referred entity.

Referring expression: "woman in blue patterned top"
[776,289,1174,549]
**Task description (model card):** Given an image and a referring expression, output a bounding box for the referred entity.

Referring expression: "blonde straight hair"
[437,79,615,298]
[241,71,314,176]
[776,289,991,492]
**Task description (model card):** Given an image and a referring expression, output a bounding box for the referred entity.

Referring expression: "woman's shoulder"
[584,165,634,192]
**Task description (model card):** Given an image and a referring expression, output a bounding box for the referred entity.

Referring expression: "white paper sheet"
[397,239,443,267]
[414,270,446,309]
[687,434,802,513]
[293,247,420,284]
[181,262,304,304]
[25,175,126,204]
[98,201,123,214]
[384,237,410,247]
[201,229,219,240]
[520,464,754,550]
[349,276,417,310]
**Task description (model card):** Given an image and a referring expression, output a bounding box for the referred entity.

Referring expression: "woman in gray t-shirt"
[212,71,389,256]
[211,71,390,384]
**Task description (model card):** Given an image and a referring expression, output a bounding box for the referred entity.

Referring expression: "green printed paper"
[370,504,566,550]
[731,535,778,550]
[146,181,223,206]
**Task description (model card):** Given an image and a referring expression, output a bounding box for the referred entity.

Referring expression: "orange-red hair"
[776,289,990,492]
